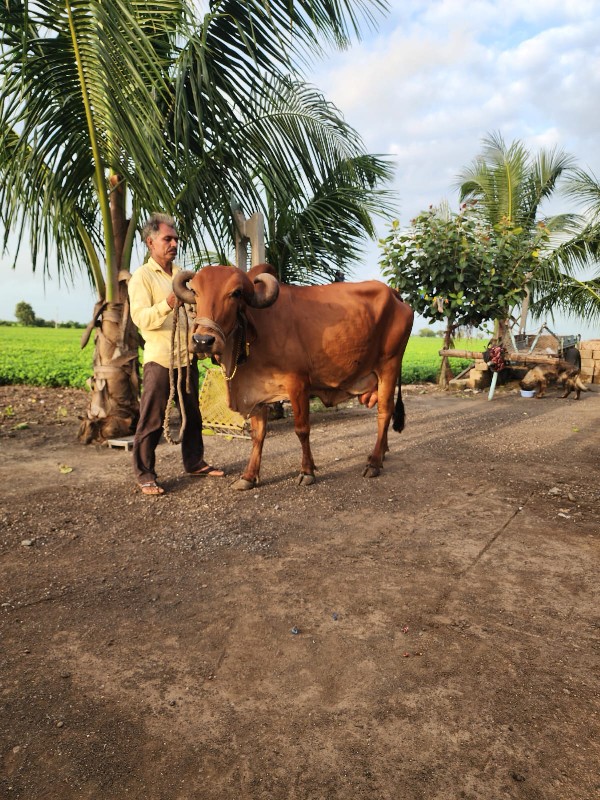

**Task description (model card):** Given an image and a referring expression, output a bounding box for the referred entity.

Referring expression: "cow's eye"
[230,288,242,299]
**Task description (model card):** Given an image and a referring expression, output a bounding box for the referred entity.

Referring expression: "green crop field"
[0,326,485,388]
[402,336,482,383]
[0,327,95,388]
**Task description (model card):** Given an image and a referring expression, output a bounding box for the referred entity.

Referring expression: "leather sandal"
[138,481,165,495]
[188,464,225,478]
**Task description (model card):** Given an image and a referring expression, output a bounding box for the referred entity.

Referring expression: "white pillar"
[233,209,265,271]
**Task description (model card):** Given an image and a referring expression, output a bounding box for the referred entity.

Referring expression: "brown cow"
[173,264,414,490]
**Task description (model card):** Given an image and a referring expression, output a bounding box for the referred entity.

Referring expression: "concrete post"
[233,209,265,271]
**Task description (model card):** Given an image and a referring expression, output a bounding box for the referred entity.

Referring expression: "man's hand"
[166,292,181,309]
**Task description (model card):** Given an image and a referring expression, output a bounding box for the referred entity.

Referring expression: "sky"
[1,0,599,337]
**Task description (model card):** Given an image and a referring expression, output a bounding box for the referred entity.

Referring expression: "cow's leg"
[233,406,268,491]
[288,380,316,485]
[363,368,397,478]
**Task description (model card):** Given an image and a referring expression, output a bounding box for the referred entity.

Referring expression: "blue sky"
[1,0,599,337]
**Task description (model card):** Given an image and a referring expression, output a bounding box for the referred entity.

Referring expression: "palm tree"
[532,168,600,324]
[458,132,576,228]
[0,0,389,443]
[457,131,579,338]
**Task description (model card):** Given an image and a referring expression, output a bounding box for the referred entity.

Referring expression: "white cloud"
[305,0,600,336]
[309,1,600,222]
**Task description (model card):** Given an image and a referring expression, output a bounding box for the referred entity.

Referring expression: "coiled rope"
[164,304,191,444]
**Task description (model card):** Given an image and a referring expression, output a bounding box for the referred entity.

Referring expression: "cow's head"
[173,265,279,357]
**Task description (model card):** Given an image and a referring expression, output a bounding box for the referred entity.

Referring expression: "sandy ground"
[0,381,599,800]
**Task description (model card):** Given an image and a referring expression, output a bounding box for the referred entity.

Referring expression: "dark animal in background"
[520,361,589,399]
[173,264,414,489]
[558,366,590,399]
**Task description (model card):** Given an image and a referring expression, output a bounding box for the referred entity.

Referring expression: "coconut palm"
[0,0,389,442]
[457,131,580,337]
[532,168,600,324]
[458,132,576,229]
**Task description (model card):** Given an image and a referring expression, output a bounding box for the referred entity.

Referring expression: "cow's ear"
[248,272,279,308]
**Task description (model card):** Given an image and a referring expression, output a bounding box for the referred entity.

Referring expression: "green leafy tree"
[14,302,37,327]
[0,0,389,442]
[380,203,549,385]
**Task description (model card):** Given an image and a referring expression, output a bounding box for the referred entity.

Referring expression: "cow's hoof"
[232,477,257,491]
[297,473,315,486]
[362,464,381,478]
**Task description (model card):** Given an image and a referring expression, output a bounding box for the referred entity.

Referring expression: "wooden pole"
[440,348,567,368]
[439,349,484,359]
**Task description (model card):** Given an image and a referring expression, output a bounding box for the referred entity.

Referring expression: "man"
[128,213,224,495]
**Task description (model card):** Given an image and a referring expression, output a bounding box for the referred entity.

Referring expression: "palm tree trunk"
[78,281,141,444]
[78,185,141,444]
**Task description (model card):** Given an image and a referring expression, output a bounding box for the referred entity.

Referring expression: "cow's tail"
[392,370,405,433]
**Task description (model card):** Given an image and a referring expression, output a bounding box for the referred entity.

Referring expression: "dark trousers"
[133,361,204,484]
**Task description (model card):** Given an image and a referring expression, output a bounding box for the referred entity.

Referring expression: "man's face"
[147,223,178,269]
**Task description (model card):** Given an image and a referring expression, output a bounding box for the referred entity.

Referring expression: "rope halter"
[193,316,243,382]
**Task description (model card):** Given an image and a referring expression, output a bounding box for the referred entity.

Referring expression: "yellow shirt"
[128,257,192,369]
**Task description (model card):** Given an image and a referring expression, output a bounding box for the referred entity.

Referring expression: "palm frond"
[266,153,395,283]
[200,0,387,69]
[563,168,600,218]
[457,131,576,231]
[171,76,392,262]
[1,0,390,291]
[0,0,185,281]
[532,271,600,323]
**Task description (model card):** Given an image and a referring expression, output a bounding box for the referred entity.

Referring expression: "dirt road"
[1,383,599,799]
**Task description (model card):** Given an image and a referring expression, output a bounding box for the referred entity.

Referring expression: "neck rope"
[194,316,245,381]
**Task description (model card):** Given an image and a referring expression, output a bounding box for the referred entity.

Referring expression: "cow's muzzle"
[192,333,216,351]
[190,317,227,355]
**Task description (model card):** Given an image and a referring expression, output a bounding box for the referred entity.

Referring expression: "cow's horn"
[172,270,196,305]
[249,273,279,308]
